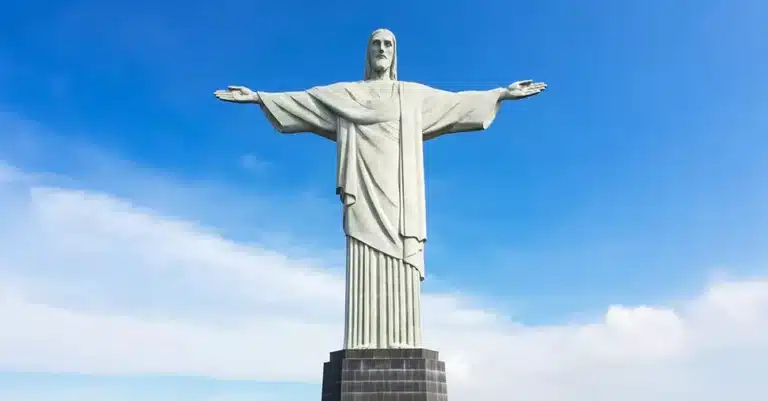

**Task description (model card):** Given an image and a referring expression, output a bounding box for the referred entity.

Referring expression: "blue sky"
[0,0,767,400]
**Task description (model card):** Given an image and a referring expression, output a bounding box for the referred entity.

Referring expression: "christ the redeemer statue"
[214,29,546,350]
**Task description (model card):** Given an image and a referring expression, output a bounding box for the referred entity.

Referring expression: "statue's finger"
[519,79,533,86]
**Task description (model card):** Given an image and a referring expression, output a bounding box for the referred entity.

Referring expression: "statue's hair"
[364,28,397,81]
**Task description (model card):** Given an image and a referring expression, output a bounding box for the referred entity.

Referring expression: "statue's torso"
[337,80,405,256]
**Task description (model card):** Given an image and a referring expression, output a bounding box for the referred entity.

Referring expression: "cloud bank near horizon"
[1,159,767,401]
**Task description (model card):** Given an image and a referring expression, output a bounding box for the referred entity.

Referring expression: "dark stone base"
[321,348,448,401]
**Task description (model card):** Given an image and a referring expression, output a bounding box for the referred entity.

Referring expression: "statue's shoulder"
[309,81,368,94]
[320,81,429,88]
[400,81,440,96]
[311,81,434,95]
[399,81,429,90]
[310,81,351,91]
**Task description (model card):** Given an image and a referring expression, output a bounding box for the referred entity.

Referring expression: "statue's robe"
[258,81,501,348]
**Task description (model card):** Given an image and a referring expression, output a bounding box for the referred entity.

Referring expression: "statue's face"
[369,31,395,73]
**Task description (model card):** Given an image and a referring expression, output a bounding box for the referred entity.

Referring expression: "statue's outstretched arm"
[214,85,336,140]
[420,79,547,141]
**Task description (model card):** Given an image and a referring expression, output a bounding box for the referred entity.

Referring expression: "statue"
[214,29,546,350]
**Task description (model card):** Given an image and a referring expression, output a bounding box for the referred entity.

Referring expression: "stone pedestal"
[321,348,448,401]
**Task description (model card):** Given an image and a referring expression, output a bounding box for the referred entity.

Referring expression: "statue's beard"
[373,58,391,73]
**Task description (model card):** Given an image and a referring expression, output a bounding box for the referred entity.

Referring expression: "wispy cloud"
[239,153,270,173]
[0,110,342,256]
[0,162,21,183]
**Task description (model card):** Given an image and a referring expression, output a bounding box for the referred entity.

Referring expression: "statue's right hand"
[214,85,260,104]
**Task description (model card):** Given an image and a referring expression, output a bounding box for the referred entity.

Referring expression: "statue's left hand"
[214,85,261,104]
[505,80,547,100]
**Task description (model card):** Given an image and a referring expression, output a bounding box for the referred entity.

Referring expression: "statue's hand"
[505,80,547,100]
[214,86,260,104]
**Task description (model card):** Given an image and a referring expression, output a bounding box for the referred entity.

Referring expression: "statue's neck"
[368,69,392,81]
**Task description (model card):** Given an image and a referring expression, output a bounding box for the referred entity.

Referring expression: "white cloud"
[0,163,767,401]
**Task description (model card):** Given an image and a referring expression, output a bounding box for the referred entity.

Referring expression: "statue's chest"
[359,82,399,110]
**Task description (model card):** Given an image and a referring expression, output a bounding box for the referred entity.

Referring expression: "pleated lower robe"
[345,236,422,348]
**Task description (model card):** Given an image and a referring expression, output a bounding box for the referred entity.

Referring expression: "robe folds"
[258,81,501,348]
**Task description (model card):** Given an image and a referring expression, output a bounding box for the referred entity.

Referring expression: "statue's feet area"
[349,343,414,350]
[321,348,448,401]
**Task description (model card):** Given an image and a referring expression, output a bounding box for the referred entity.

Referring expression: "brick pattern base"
[321,349,448,401]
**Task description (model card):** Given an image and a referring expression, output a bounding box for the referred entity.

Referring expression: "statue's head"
[364,28,397,81]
